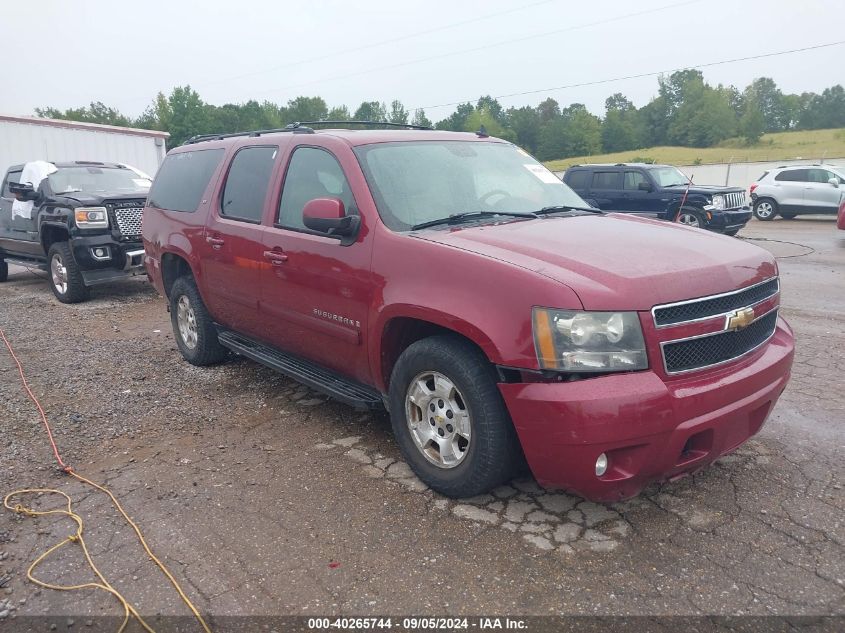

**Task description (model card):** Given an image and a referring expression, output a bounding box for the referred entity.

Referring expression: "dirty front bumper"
[708,207,752,233]
[72,236,145,286]
[499,318,794,502]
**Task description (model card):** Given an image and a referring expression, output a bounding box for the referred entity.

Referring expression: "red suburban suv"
[142,123,794,502]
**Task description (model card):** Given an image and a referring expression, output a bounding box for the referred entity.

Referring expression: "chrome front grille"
[653,278,780,327]
[724,191,746,209]
[661,309,778,374]
[114,207,143,237]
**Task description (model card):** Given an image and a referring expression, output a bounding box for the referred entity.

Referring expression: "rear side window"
[591,171,622,190]
[277,147,356,231]
[220,146,278,222]
[148,148,225,212]
[1,170,22,197]
[774,169,807,182]
[756,171,769,181]
[565,170,588,190]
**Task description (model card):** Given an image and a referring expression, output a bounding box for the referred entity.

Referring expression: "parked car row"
[1,130,796,503]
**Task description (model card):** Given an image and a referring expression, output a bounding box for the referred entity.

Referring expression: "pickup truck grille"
[661,309,778,374]
[653,278,779,327]
[724,191,746,209]
[114,207,143,237]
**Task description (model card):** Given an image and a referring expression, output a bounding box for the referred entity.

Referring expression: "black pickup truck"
[562,163,751,235]
[0,161,150,303]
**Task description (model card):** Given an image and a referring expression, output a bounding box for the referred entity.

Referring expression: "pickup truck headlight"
[709,194,725,210]
[74,207,109,229]
[532,308,648,372]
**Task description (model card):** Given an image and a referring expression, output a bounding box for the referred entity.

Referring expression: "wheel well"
[40,225,69,252]
[380,317,491,390]
[161,253,193,298]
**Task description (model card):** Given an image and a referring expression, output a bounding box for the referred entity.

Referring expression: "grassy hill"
[543,127,845,171]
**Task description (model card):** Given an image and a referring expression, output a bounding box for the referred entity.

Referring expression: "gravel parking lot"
[0,218,842,628]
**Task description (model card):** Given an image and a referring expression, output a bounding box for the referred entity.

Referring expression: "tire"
[169,275,228,366]
[753,198,778,221]
[676,207,706,229]
[724,229,740,237]
[780,212,797,220]
[388,335,521,498]
[47,242,89,303]
[0,260,7,282]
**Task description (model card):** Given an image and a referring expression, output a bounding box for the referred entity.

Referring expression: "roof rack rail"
[289,120,433,130]
[182,124,315,145]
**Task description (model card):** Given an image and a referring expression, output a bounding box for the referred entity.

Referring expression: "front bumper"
[707,207,752,232]
[71,235,145,286]
[499,318,794,502]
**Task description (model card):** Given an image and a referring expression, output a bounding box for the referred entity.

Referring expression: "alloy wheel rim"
[678,213,700,227]
[757,202,773,218]
[51,254,68,294]
[405,371,471,469]
[176,295,199,349]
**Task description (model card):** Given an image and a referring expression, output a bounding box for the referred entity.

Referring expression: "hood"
[57,191,148,205]
[413,214,776,311]
[664,184,744,194]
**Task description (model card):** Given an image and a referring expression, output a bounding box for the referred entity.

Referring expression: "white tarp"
[12,160,57,220]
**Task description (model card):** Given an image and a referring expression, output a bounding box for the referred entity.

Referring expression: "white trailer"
[0,114,169,178]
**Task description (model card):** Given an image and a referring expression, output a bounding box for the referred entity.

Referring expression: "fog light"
[95,248,105,257]
[595,453,608,477]
[91,247,111,261]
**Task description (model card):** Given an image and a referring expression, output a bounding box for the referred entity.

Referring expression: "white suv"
[750,165,845,220]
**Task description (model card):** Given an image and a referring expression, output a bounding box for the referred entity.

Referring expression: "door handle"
[206,236,225,247]
[263,250,288,264]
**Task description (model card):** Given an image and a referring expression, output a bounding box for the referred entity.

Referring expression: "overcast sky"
[2,0,842,121]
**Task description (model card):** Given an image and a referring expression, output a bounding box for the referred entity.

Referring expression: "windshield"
[354,141,589,231]
[648,166,690,187]
[48,166,151,195]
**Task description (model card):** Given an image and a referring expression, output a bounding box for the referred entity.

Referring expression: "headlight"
[532,308,648,372]
[74,207,109,229]
[710,194,725,210]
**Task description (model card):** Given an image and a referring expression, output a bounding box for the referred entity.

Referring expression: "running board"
[217,330,384,410]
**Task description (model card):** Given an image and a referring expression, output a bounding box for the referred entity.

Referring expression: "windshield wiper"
[535,205,604,216]
[410,210,537,231]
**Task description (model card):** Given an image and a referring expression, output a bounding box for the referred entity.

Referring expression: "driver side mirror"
[302,198,359,237]
[8,181,39,201]
[638,181,653,192]
[828,177,840,188]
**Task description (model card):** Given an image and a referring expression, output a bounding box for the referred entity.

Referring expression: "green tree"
[506,106,541,154]
[152,86,215,147]
[669,84,737,146]
[388,100,408,124]
[326,105,351,121]
[743,78,787,132]
[536,97,560,123]
[739,100,765,144]
[799,85,845,129]
[463,107,514,141]
[476,95,506,124]
[353,101,388,121]
[286,96,328,123]
[36,101,133,127]
[411,108,433,128]
[435,102,474,131]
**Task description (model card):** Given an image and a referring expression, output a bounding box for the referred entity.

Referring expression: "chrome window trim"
[651,276,779,328]
[659,306,779,375]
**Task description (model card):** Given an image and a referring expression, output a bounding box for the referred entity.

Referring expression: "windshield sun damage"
[47,166,151,195]
[354,141,590,231]
[648,166,691,187]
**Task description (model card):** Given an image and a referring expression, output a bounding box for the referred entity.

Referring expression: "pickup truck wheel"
[676,208,705,228]
[389,335,520,498]
[169,276,227,366]
[48,242,89,303]
[753,199,777,221]
[0,260,7,282]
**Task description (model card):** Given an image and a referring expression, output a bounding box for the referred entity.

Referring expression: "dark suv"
[562,163,751,235]
[142,124,793,502]
[0,161,149,302]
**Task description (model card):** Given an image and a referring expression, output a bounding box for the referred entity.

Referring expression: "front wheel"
[753,199,778,221]
[48,242,89,303]
[388,335,521,498]
[676,208,706,228]
[169,275,228,366]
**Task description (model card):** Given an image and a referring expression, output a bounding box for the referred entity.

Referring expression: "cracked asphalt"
[0,217,842,626]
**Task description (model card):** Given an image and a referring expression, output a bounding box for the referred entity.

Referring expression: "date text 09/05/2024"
[306,617,528,630]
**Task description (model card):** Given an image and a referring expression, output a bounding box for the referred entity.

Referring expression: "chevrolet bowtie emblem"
[726,307,756,331]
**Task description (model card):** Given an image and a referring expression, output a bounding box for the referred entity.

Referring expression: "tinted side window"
[566,170,588,190]
[277,147,356,231]
[2,170,22,198]
[807,168,835,183]
[592,171,622,190]
[774,169,807,182]
[221,146,278,222]
[148,148,225,212]
[624,171,648,190]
